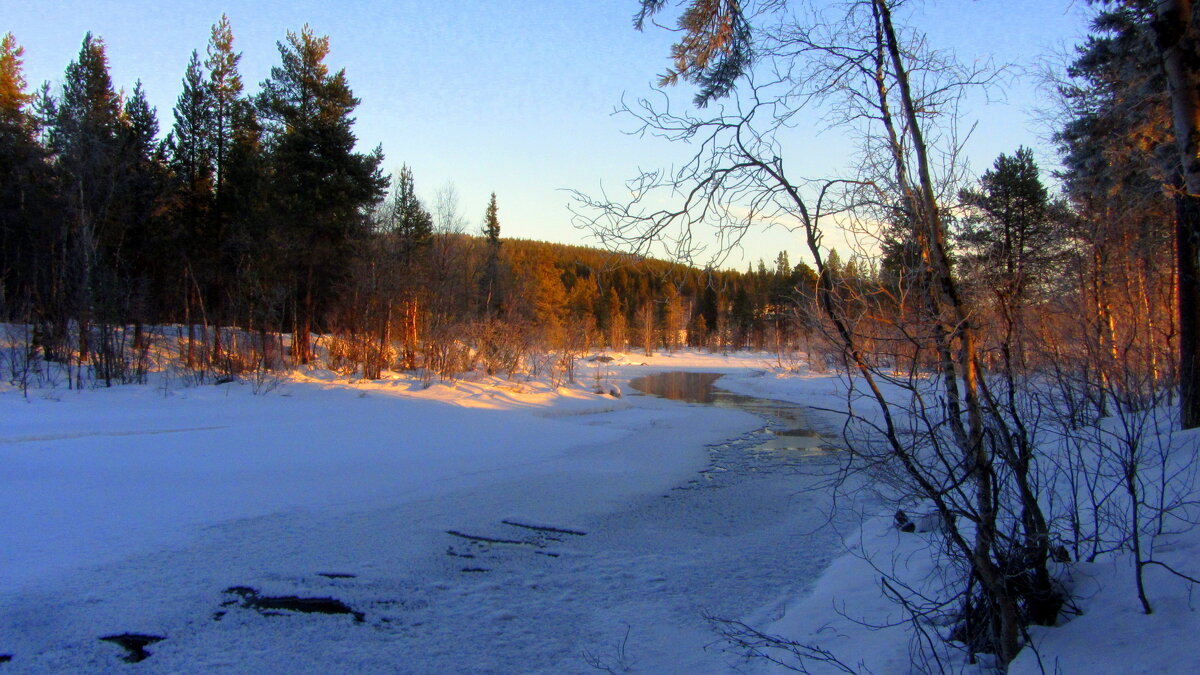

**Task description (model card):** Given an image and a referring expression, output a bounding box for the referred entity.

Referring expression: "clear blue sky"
[5,0,1092,269]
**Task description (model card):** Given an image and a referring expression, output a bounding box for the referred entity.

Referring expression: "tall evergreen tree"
[389,164,433,260]
[257,25,387,362]
[1061,3,1183,421]
[206,14,243,195]
[171,51,213,192]
[53,32,124,235]
[1144,0,1200,428]
[479,192,502,316]
[0,33,31,122]
[0,33,53,316]
[205,13,254,321]
[956,148,1070,375]
[117,81,170,320]
[169,50,218,325]
[49,33,126,361]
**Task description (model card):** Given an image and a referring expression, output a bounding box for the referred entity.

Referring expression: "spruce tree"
[171,51,213,191]
[170,50,217,324]
[50,33,125,363]
[117,82,170,322]
[53,33,124,232]
[483,192,500,243]
[390,164,433,260]
[479,192,502,316]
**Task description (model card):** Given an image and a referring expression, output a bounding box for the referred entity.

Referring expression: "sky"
[5,0,1094,269]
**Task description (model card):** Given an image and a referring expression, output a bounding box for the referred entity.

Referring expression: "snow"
[3,348,1198,672]
[714,361,1200,674]
[0,350,837,671]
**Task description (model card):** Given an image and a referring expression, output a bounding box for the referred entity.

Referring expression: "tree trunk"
[1152,0,1200,427]
[294,264,315,365]
[1178,193,1200,426]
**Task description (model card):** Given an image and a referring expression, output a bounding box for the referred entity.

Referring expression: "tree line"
[1,19,388,383]
[1,18,853,387]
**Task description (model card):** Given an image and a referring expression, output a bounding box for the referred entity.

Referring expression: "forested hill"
[467,235,820,352]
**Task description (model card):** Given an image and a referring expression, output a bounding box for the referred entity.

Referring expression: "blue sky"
[6,0,1093,269]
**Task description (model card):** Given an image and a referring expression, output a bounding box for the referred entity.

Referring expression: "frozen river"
[1,368,861,672]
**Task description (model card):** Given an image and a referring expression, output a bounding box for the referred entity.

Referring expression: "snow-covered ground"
[716,365,1200,674]
[0,351,851,672]
[3,349,1197,673]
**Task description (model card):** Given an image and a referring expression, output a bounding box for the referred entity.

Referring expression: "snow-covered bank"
[1,351,855,672]
[698,358,1200,674]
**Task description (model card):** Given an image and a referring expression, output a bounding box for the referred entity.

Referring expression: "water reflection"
[627,372,724,403]
[629,371,829,453]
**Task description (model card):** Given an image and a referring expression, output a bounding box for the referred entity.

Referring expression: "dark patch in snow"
[221,586,364,622]
[0,654,11,664]
[98,633,165,663]
[460,567,491,573]
[445,530,538,547]
[317,572,357,579]
[501,520,587,537]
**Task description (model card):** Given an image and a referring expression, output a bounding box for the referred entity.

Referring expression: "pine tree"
[1060,4,1181,422]
[957,148,1068,306]
[697,281,718,346]
[661,284,685,351]
[204,13,255,325]
[0,33,32,122]
[879,207,923,295]
[528,258,567,345]
[382,163,434,370]
[257,25,387,363]
[53,33,124,234]
[205,14,242,196]
[1145,0,1200,428]
[601,285,625,349]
